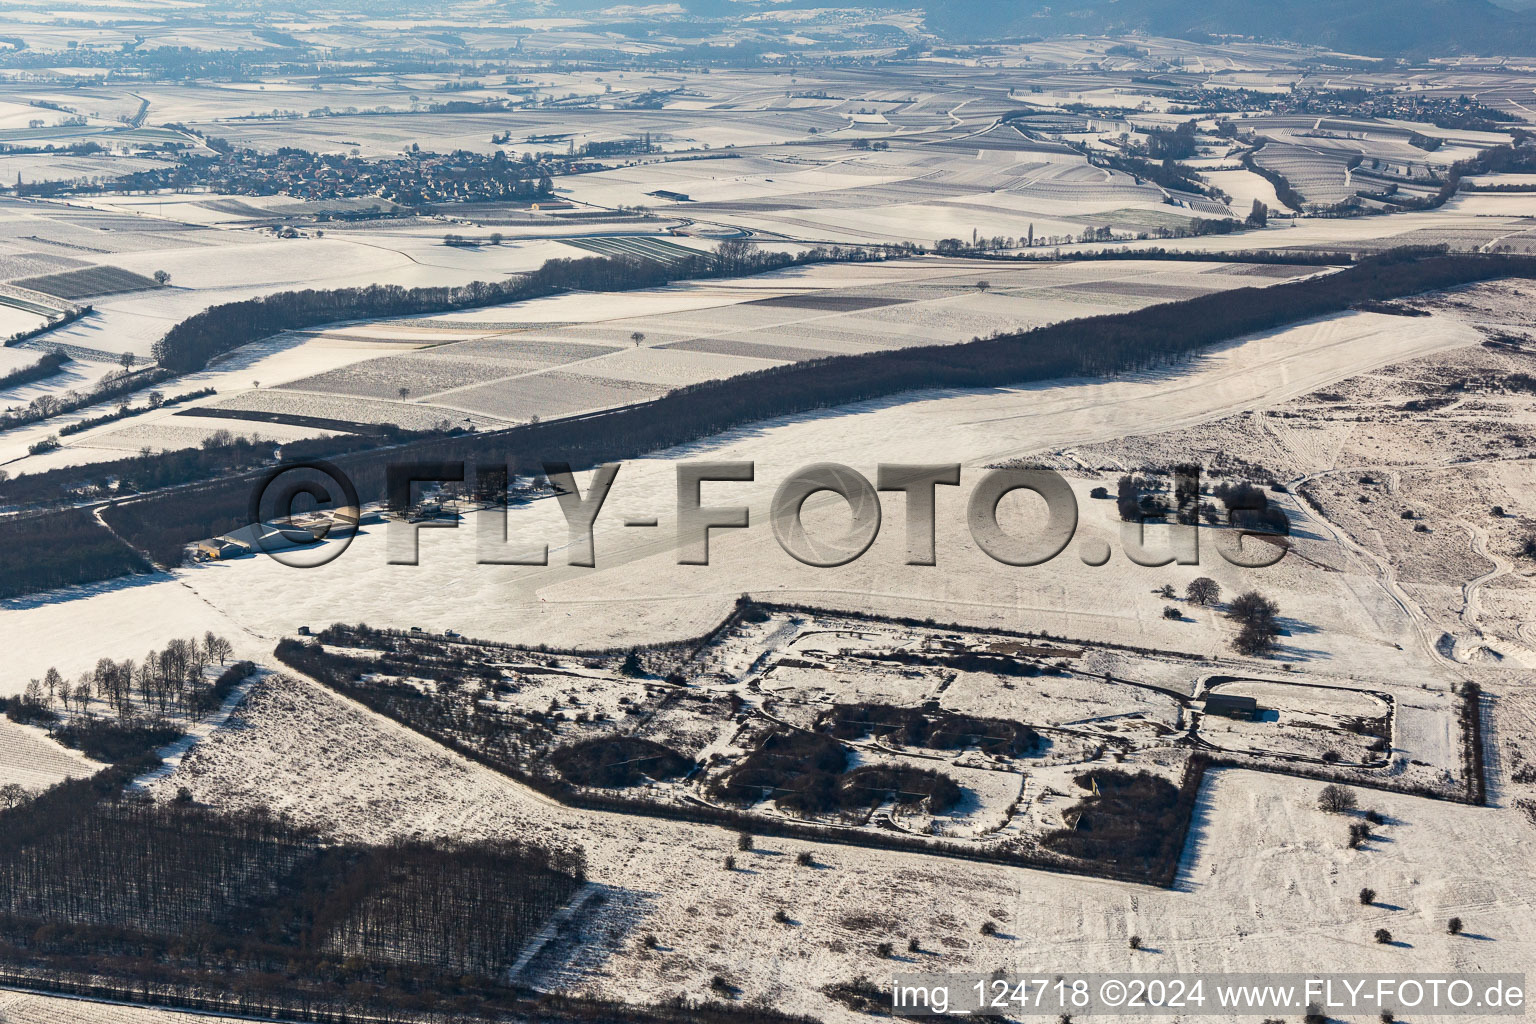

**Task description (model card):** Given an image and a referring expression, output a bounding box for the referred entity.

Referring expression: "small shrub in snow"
[1318,784,1356,814]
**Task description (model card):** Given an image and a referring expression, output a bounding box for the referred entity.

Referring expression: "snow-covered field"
[1033,279,1536,675]
[0,992,234,1024]
[556,136,1241,246]
[5,45,1536,1023]
[2,574,269,693]
[0,718,96,791]
[108,303,1475,684]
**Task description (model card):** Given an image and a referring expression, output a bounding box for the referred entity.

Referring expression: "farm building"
[195,537,252,561]
[645,189,691,202]
[215,521,325,554]
[1204,693,1261,720]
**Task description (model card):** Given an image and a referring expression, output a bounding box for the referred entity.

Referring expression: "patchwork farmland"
[0,12,1534,1024]
[14,264,162,300]
[558,235,713,264]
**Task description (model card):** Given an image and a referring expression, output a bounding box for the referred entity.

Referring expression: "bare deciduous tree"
[204,633,233,665]
[1318,784,1357,814]
[1186,577,1221,605]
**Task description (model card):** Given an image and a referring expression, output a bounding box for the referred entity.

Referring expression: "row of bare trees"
[22,632,234,721]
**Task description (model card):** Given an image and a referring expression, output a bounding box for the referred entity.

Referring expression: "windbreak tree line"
[150,247,810,373]
[114,249,1536,563]
[0,425,472,510]
[1418,129,1536,209]
[7,251,1533,597]
[0,349,68,390]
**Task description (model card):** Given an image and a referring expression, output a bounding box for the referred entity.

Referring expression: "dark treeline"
[26,637,237,722]
[1429,129,1536,208]
[1242,148,1307,212]
[58,386,214,437]
[975,246,1350,265]
[151,245,820,373]
[0,507,151,598]
[1357,129,1536,213]
[0,689,817,1024]
[155,279,541,373]
[1095,150,1212,196]
[1143,120,1200,161]
[1458,181,1536,193]
[274,636,557,767]
[0,349,68,390]
[0,424,469,510]
[190,657,254,715]
[1252,132,1532,216]
[1211,480,1291,535]
[1111,472,1289,534]
[1459,682,1486,807]
[2,362,172,433]
[2,306,90,349]
[550,735,694,788]
[49,717,183,763]
[4,645,246,767]
[92,251,1536,573]
[0,798,319,939]
[0,771,587,1017]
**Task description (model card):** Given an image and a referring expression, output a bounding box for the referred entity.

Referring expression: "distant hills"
[917,0,1536,56]
[669,0,1536,57]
